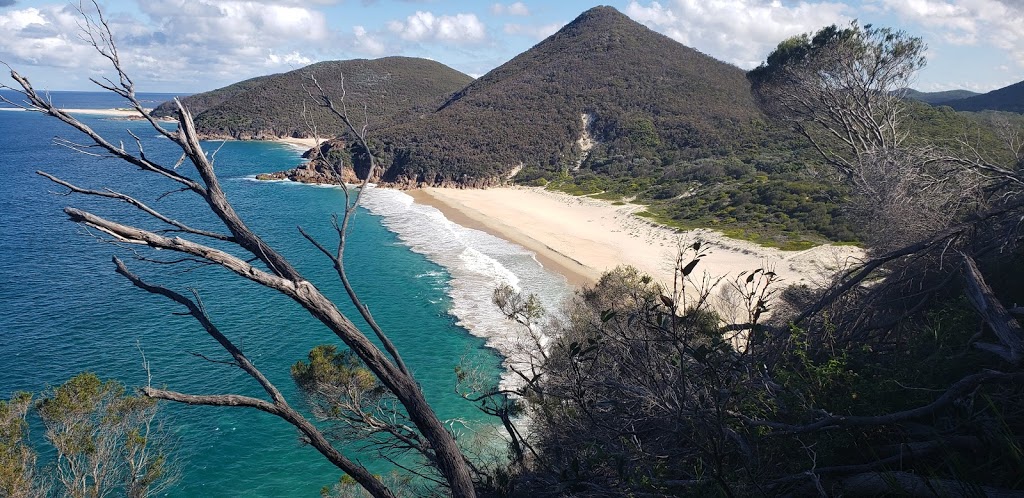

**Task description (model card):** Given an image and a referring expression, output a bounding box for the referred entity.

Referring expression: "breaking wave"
[359,186,573,387]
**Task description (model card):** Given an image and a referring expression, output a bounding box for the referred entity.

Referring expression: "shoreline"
[406,189,598,288]
[359,187,574,393]
[0,107,154,117]
[272,136,321,149]
[409,186,864,300]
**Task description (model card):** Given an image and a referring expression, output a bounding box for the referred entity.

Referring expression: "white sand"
[0,107,156,118]
[411,187,864,297]
[1,108,320,149]
[273,136,320,149]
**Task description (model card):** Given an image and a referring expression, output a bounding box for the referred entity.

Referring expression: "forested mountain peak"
[365,5,766,187]
[151,57,473,140]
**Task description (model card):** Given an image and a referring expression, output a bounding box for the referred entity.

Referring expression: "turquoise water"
[0,99,569,496]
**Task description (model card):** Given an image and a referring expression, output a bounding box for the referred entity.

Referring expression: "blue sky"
[1,0,1021,94]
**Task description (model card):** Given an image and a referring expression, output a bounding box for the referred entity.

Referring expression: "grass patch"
[546,180,600,196]
[635,209,822,251]
[590,191,625,201]
[548,176,856,251]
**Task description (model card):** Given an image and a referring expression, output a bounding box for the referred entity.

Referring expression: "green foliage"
[319,471,414,498]
[903,88,980,105]
[742,276,1024,491]
[0,392,35,497]
[0,373,172,498]
[292,345,379,394]
[747,22,872,87]
[150,74,270,118]
[620,116,660,148]
[532,143,858,248]
[503,248,1024,494]
[774,325,860,410]
[511,265,761,495]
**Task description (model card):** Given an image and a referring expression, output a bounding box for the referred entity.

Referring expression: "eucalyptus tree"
[748,22,927,174]
[0,392,39,498]
[743,22,1024,494]
[1,373,173,498]
[749,21,1024,333]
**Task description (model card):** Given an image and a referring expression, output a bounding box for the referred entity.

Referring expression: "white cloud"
[877,0,1024,69]
[387,11,486,44]
[127,1,335,83]
[137,1,330,48]
[0,6,43,29]
[266,51,314,67]
[625,0,852,69]
[503,22,562,40]
[0,1,339,90]
[351,25,388,56]
[491,2,530,16]
[246,0,342,4]
[0,6,106,68]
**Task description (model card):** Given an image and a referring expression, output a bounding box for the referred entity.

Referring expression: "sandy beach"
[0,107,155,118]
[1,108,321,150]
[410,186,864,300]
[273,136,321,149]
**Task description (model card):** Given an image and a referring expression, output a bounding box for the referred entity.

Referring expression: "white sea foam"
[278,143,312,153]
[359,186,573,389]
[247,173,574,389]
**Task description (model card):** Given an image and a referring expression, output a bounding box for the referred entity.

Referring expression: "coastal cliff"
[256,139,504,189]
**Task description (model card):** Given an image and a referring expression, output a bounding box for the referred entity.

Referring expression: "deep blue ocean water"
[0,93,570,495]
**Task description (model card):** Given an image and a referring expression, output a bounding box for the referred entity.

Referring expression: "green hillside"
[150,74,272,119]
[151,57,473,140]
[947,79,1024,113]
[903,88,979,104]
[367,6,768,186]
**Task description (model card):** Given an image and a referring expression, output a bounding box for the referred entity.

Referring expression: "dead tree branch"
[5,4,477,496]
[961,253,1024,364]
[113,257,394,497]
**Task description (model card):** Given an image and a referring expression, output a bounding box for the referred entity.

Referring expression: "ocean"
[0,91,571,496]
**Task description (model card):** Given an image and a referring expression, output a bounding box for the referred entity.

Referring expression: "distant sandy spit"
[272,136,320,149]
[0,107,156,118]
[410,187,864,298]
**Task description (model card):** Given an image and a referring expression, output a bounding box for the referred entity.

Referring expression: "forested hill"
[363,5,767,186]
[902,88,979,105]
[151,74,272,119]
[150,57,473,140]
[946,79,1024,113]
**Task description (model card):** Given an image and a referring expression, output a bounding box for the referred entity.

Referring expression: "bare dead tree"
[1,2,475,496]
